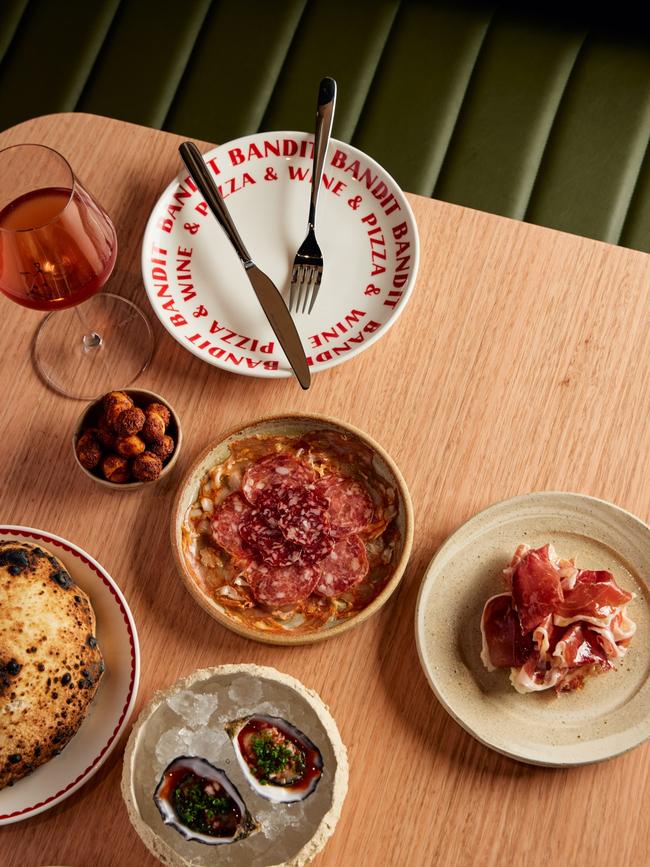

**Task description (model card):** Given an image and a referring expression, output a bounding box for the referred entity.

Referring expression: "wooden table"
[1,114,649,867]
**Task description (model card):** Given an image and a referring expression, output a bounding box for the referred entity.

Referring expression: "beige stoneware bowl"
[121,664,349,867]
[172,413,414,645]
[415,491,650,767]
[72,388,182,490]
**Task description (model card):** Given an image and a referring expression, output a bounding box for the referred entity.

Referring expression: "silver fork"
[289,77,337,314]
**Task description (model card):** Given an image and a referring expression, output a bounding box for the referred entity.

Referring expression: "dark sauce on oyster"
[157,764,242,839]
[238,717,322,791]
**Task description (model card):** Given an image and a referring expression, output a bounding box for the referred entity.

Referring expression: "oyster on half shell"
[154,756,258,845]
[225,714,323,803]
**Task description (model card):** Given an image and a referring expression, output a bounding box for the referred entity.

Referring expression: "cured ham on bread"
[481,544,636,693]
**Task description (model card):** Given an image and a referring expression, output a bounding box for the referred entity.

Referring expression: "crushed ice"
[148,676,326,865]
[227,676,264,707]
[155,726,229,768]
[257,801,306,837]
[167,690,220,727]
[155,726,194,765]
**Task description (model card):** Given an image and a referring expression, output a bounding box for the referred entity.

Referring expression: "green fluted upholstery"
[525,34,650,244]
[0,0,120,127]
[2,1,650,252]
[164,0,307,143]
[352,3,492,197]
[0,0,29,62]
[76,0,213,129]
[260,0,400,142]
[432,9,586,219]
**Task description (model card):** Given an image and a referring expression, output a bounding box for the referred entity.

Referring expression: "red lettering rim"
[141,131,420,378]
[0,526,140,824]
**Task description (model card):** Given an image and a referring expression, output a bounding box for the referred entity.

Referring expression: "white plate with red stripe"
[141,131,419,379]
[0,526,140,824]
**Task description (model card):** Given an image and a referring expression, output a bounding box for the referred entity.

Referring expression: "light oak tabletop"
[0,113,649,867]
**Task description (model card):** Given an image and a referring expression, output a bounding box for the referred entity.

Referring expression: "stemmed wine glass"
[0,143,153,399]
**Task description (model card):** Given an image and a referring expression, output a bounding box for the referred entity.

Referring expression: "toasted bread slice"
[0,541,104,789]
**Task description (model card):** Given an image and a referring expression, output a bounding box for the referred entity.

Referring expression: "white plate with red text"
[141,131,419,378]
[0,526,140,824]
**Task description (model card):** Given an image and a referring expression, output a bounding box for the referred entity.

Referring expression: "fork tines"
[289,258,323,314]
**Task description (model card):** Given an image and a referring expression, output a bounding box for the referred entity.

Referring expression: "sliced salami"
[242,454,316,504]
[211,492,252,560]
[315,534,369,597]
[246,562,321,607]
[239,511,302,567]
[255,485,282,528]
[255,484,333,561]
[278,486,329,544]
[295,531,334,565]
[313,474,374,538]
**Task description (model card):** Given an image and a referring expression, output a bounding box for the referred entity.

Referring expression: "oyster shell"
[226,714,323,803]
[154,756,258,845]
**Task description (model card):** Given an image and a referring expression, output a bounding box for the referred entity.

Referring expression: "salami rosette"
[239,511,302,567]
[257,485,333,562]
[186,428,402,634]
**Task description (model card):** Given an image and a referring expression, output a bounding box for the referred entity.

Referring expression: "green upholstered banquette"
[2,1,650,251]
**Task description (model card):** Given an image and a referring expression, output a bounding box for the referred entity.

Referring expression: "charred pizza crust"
[0,541,104,789]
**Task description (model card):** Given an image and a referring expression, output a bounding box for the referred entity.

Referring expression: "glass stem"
[74,305,103,351]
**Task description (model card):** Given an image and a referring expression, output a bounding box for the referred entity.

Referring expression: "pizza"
[0,541,104,789]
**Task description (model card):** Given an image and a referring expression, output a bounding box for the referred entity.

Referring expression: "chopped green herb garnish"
[173,779,232,835]
[250,733,305,783]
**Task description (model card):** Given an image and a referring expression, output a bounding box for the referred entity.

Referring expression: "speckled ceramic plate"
[415,493,650,766]
[121,664,348,867]
[171,413,413,645]
[0,526,139,824]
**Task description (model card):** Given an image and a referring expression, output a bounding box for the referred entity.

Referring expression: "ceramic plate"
[415,493,650,766]
[122,664,348,867]
[0,526,140,824]
[141,131,419,378]
[171,414,414,645]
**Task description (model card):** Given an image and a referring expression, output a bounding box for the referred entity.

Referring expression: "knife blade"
[179,141,311,390]
[244,264,311,388]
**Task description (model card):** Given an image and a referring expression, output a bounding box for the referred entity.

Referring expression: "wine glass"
[0,143,154,399]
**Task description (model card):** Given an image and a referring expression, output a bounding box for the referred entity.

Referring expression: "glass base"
[33,292,154,400]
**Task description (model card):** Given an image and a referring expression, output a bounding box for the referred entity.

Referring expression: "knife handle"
[309,77,337,227]
[179,141,253,267]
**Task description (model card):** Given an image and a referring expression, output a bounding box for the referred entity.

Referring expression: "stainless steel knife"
[179,141,311,390]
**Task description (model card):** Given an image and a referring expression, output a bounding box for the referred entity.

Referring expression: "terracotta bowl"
[171,413,414,645]
[72,388,182,491]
